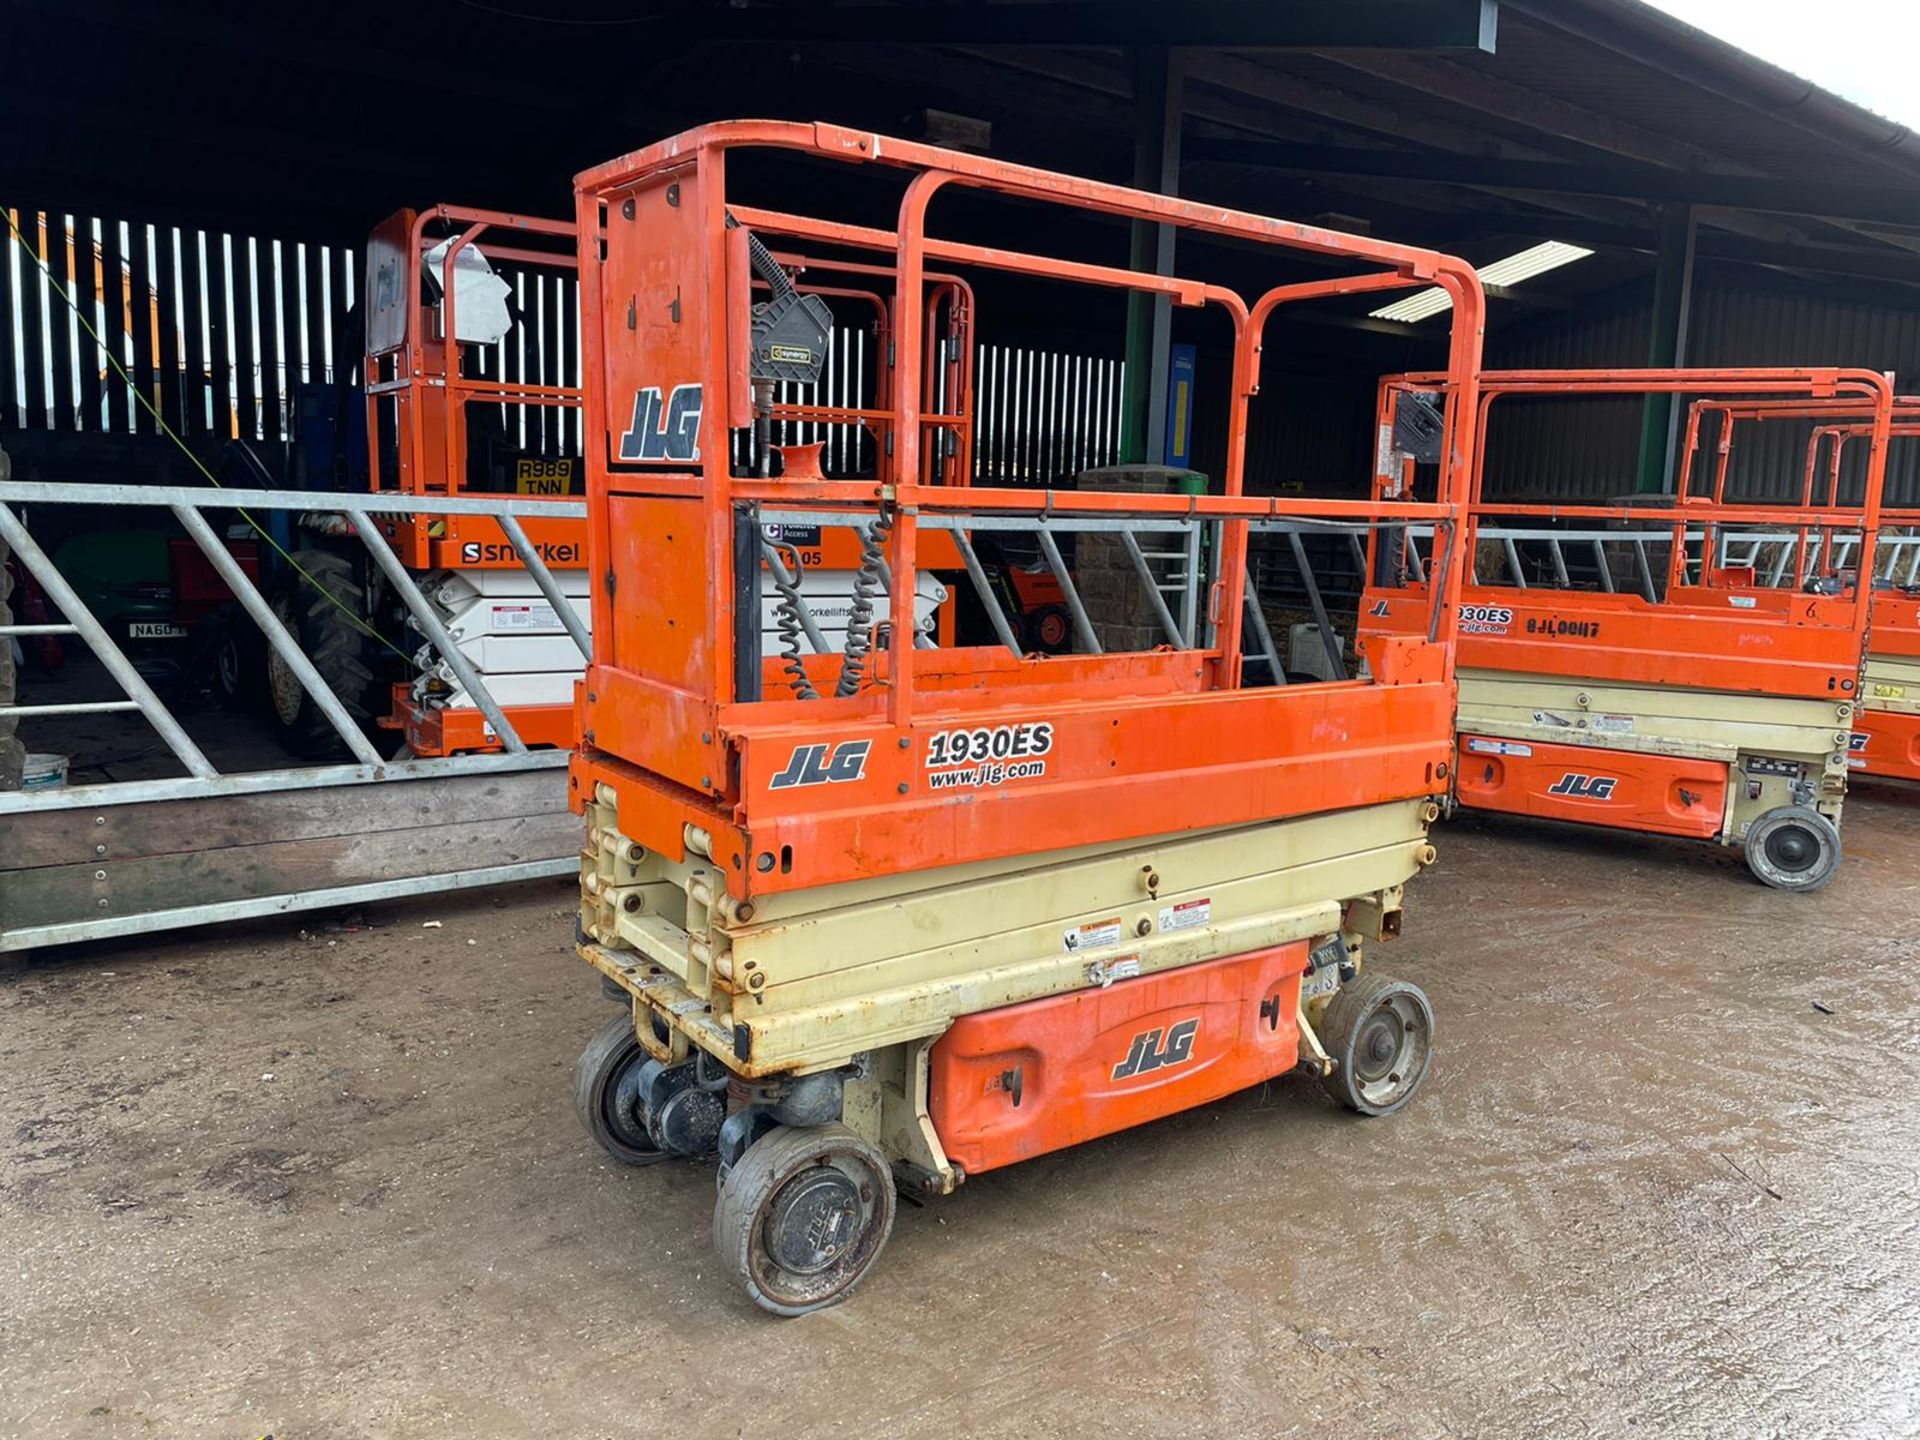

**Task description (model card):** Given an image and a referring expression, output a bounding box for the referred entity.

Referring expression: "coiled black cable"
[835,508,895,698]
[765,540,820,700]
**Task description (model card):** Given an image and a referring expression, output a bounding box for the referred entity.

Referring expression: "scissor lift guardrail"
[760,505,1380,688]
[1394,521,1890,598]
[0,482,589,953]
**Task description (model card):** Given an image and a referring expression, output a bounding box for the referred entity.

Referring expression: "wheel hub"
[1765,825,1818,872]
[1354,1014,1404,1083]
[765,1167,864,1276]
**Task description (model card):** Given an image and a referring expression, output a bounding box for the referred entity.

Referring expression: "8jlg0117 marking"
[562,121,1480,1314]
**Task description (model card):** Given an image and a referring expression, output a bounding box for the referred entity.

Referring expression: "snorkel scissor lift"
[1362,368,1892,892]
[564,121,1486,1313]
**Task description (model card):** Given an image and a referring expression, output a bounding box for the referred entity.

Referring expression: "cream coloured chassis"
[577,786,1438,1193]
[1863,652,1920,729]
[1458,668,1857,841]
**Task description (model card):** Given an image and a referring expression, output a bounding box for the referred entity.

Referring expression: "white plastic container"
[22,752,68,790]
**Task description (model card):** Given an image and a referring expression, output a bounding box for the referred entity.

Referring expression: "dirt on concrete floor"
[3,789,1919,1440]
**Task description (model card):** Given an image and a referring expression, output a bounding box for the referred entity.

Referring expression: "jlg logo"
[1110,1018,1200,1080]
[769,740,871,790]
[1547,772,1620,800]
[617,383,703,462]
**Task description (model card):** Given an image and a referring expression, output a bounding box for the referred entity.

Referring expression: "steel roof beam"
[1183,140,1920,229]
[692,1,1498,50]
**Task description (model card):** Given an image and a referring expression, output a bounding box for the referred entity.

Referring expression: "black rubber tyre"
[1317,972,1435,1118]
[210,604,267,713]
[1744,805,1842,893]
[573,1014,670,1167]
[713,1122,896,1316]
[266,546,379,758]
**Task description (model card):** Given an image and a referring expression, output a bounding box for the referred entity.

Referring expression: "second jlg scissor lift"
[1791,403,1920,783]
[566,121,1485,1313]
[1363,368,1892,892]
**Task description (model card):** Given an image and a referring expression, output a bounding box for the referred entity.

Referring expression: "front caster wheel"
[1744,806,1841,893]
[574,1015,670,1166]
[713,1122,896,1316]
[1317,973,1434,1118]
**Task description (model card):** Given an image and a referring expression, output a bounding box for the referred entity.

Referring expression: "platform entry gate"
[0,482,588,954]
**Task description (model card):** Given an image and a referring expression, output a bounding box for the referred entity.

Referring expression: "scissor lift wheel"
[1318,973,1435,1117]
[714,1123,897,1316]
[1743,806,1842,894]
[574,1015,670,1167]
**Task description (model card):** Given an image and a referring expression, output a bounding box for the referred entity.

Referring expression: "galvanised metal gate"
[0,482,586,953]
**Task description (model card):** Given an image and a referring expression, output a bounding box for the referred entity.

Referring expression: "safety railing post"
[1242,565,1286,684]
[1119,529,1187,648]
[1035,527,1102,654]
[951,531,1025,657]
[1284,530,1348,681]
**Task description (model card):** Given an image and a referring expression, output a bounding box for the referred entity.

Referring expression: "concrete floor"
[4,789,1918,1440]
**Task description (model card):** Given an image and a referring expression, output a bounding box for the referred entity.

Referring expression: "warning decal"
[1157,898,1212,933]
[1063,917,1124,953]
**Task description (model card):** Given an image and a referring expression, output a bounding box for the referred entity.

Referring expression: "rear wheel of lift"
[713,1122,896,1316]
[1744,806,1841,893]
[573,1014,670,1167]
[1318,973,1435,1118]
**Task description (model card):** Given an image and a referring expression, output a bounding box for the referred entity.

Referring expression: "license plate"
[514,458,575,495]
[128,621,187,639]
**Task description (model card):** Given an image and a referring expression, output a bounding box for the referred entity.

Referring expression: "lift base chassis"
[1856,653,1920,782]
[578,789,1435,1194]
[1451,669,1854,881]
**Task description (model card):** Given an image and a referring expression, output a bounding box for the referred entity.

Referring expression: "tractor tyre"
[266,547,379,759]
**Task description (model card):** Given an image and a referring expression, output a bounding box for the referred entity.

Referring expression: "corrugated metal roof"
[1485,274,1920,505]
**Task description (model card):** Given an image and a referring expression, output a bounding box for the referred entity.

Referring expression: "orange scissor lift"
[353,206,969,756]
[566,121,1485,1313]
[356,204,588,757]
[1791,403,1920,783]
[1362,369,1892,892]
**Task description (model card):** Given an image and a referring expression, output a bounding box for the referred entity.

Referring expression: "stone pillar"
[1074,463,1189,652]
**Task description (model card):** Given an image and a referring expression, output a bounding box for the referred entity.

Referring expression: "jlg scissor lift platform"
[1362,369,1892,893]
[1791,404,1920,783]
[565,121,1487,1313]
